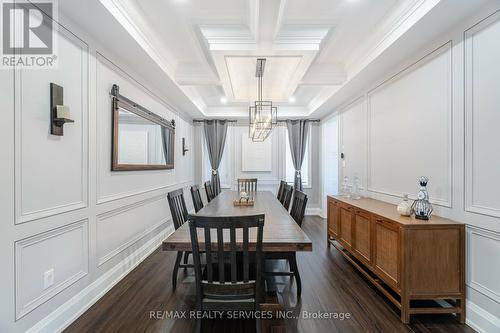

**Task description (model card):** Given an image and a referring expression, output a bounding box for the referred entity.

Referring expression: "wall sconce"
[50,83,74,136]
[182,138,189,156]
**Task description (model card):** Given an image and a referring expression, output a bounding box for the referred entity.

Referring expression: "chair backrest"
[167,188,188,230]
[237,178,258,193]
[281,184,294,210]
[190,185,204,213]
[188,214,265,307]
[204,181,215,203]
[290,190,308,227]
[276,180,286,201]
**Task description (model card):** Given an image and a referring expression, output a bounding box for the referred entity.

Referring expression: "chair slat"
[230,226,237,283]
[204,227,212,283]
[243,227,249,283]
[217,227,224,283]
[237,178,257,193]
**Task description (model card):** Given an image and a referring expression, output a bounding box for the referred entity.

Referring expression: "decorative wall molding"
[366,42,453,208]
[15,26,89,225]
[95,52,193,205]
[25,224,173,333]
[96,193,170,266]
[464,10,500,219]
[15,219,89,320]
[466,300,500,333]
[467,226,500,304]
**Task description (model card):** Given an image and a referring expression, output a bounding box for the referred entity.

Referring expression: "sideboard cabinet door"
[373,217,401,290]
[327,199,339,238]
[339,205,353,249]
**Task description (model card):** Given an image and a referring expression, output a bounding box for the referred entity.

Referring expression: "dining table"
[162,190,313,253]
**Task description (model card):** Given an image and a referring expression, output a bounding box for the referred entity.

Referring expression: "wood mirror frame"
[111,84,175,171]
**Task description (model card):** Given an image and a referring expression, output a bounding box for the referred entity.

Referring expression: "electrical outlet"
[43,269,54,290]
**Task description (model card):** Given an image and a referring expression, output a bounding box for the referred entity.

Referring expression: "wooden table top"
[329,195,464,226]
[162,191,313,252]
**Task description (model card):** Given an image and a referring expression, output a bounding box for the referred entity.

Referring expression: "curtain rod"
[192,119,320,123]
[111,84,175,129]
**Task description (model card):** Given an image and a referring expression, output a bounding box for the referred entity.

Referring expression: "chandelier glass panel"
[248,58,277,142]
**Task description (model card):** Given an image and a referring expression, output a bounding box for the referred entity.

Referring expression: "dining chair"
[204,180,215,203]
[167,188,192,289]
[237,178,258,193]
[265,191,308,299]
[281,183,294,211]
[190,184,204,213]
[276,180,286,201]
[188,214,265,333]
[290,190,308,227]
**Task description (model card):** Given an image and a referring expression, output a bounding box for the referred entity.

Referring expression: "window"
[285,130,310,187]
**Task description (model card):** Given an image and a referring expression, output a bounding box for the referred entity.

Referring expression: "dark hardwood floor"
[65,216,475,333]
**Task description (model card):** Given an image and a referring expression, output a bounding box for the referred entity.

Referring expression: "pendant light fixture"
[248,58,277,142]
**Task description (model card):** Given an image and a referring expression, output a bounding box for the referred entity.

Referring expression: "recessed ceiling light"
[220,96,227,103]
[288,96,296,103]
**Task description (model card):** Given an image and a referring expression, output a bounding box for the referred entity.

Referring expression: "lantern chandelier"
[248,58,277,142]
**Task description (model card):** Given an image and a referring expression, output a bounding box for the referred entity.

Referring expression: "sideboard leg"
[457,298,466,324]
[401,296,410,324]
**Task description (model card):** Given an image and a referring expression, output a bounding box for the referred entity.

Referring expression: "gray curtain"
[203,120,228,195]
[161,127,174,166]
[286,120,310,191]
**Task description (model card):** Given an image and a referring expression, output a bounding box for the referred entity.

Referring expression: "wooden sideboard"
[327,195,465,324]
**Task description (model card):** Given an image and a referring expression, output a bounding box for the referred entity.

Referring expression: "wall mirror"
[111,84,175,171]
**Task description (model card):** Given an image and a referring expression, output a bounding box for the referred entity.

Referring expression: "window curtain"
[161,127,174,165]
[286,120,310,191]
[203,120,228,195]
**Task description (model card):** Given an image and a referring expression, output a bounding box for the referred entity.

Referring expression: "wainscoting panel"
[465,11,500,218]
[467,226,500,304]
[95,54,179,204]
[15,25,89,224]
[339,98,365,189]
[96,194,170,266]
[15,220,89,320]
[367,43,452,206]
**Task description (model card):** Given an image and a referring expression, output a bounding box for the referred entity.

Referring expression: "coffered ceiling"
[84,0,490,119]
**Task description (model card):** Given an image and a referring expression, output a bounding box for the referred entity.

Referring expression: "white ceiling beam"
[175,63,220,86]
[274,25,333,51]
[300,63,346,85]
[199,25,256,51]
[248,0,260,42]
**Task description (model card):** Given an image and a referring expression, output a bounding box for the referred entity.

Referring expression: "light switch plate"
[43,269,54,290]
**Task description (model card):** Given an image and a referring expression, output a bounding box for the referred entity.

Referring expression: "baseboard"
[305,208,322,216]
[466,300,500,333]
[27,223,175,333]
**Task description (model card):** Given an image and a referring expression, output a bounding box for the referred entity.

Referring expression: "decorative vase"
[397,194,412,216]
[341,176,351,198]
[351,176,361,200]
[411,176,433,220]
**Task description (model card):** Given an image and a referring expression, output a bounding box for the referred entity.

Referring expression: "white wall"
[0,11,195,333]
[323,6,500,333]
[195,123,322,214]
